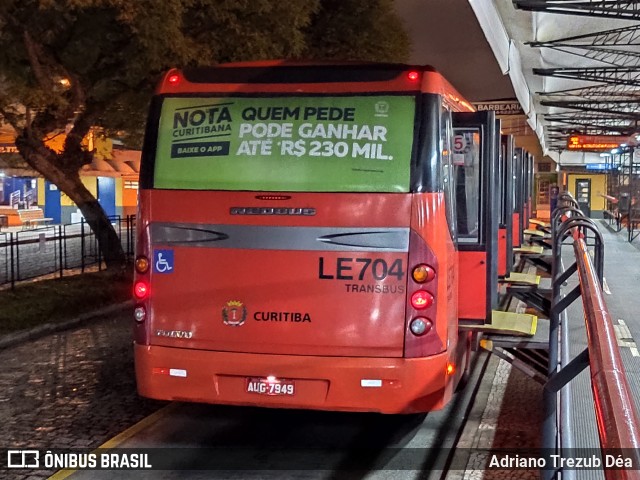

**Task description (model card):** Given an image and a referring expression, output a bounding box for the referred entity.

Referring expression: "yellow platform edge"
[530,219,551,228]
[514,246,544,254]
[461,311,538,337]
[501,272,541,285]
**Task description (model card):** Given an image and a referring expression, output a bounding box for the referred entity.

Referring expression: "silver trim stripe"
[150,223,409,252]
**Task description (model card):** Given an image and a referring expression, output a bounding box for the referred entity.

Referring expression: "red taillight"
[134,281,149,299]
[407,71,419,81]
[411,290,434,310]
[167,74,180,84]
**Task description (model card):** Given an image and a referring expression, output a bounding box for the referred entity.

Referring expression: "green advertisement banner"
[153,95,416,192]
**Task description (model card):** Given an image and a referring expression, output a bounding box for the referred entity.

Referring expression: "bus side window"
[452,128,480,243]
[441,108,457,241]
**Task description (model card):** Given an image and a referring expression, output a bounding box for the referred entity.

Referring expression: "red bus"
[133,62,474,414]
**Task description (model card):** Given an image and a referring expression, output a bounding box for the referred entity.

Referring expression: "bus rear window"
[153,95,416,192]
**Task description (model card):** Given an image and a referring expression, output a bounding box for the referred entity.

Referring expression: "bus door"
[499,135,515,276]
[452,111,499,323]
[527,152,534,223]
[493,121,505,279]
[513,148,525,248]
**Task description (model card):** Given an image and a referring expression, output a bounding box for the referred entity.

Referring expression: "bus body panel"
[134,344,451,414]
[138,190,411,358]
[512,212,521,248]
[147,248,407,356]
[135,191,462,412]
[409,192,458,356]
[158,65,472,112]
[498,226,507,277]
[139,190,412,228]
[457,250,487,321]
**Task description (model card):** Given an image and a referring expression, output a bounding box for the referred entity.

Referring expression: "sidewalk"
[1,222,88,237]
[0,306,165,480]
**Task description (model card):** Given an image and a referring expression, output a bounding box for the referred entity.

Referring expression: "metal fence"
[0,215,136,289]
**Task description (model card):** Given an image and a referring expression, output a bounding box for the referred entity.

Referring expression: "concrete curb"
[0,300,134,350]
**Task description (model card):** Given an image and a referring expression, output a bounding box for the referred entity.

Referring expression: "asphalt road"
[63,350,490,480]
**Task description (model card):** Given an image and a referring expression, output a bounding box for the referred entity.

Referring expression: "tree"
[0,0,409,269]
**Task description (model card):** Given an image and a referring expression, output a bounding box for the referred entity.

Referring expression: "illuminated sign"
[567,135,631,151]
[585,163,617,171]
[154,96,416,192]
[472,100,524,116]
[0,143,18,153]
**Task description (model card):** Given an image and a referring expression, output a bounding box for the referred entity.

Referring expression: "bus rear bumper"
[135,344,454,414]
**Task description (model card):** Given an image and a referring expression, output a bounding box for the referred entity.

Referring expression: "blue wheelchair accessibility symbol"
[153,249,174,274]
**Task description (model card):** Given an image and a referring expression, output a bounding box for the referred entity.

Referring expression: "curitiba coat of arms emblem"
[222,300,247,327]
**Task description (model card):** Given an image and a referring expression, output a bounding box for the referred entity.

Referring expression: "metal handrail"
[574,235,640,455]
[546,192,640,479]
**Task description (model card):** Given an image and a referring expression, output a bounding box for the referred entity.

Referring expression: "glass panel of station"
[605,148,640,241]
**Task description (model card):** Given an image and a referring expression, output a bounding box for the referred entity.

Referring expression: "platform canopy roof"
[469,0,640,165]
[396,0,640,166]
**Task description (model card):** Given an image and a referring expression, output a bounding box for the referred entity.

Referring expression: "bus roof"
[156,62,474,112]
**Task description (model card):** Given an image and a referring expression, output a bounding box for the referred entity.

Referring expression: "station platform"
[455,217,640,478]
[488,217,640,477]
[562,221,640,472]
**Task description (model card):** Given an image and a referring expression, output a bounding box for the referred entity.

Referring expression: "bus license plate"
[246,378,295,396]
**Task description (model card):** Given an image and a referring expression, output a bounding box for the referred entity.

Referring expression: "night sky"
[395,0,516,101]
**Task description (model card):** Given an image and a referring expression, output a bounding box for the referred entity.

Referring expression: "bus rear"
[133,63,468,413]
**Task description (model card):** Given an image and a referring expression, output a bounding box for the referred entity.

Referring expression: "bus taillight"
[134,306,146,322]
[410,317,432,336]
[134,281,149,299]
[135,256,150,274]
[411,290,434,309]
[412,264,435,283]
[407,71,419,81]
